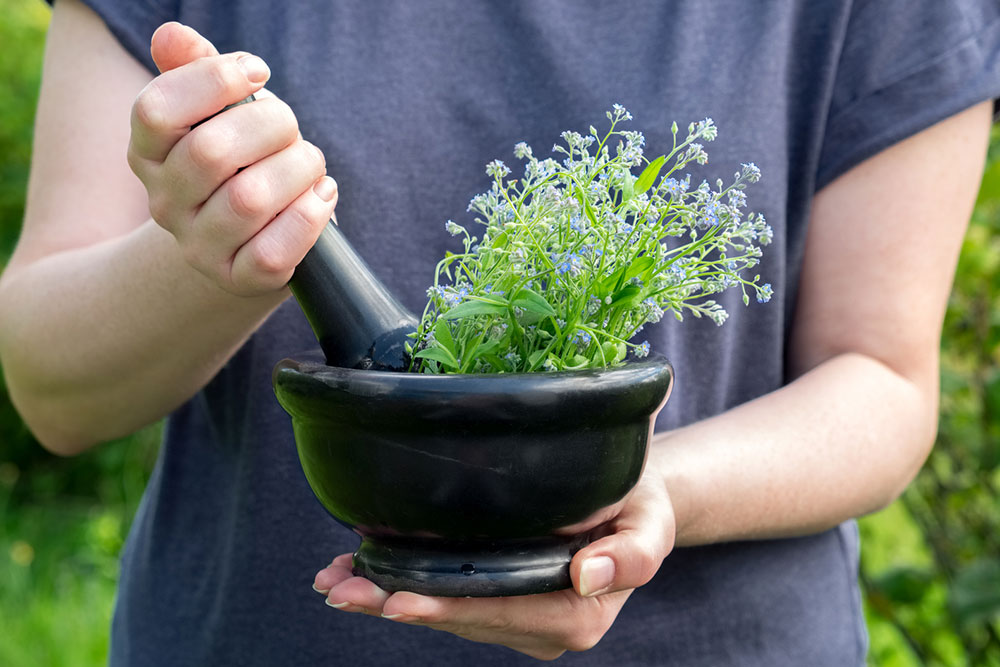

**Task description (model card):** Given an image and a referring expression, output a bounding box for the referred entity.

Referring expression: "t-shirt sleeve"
[816,0,1000,191]
[54,0,178,74]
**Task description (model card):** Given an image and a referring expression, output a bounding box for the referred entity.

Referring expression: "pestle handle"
[200,95,418,370]
[290,222,417,371]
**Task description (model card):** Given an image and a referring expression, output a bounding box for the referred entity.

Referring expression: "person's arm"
[0,2,336,454]
[313,100,994,660]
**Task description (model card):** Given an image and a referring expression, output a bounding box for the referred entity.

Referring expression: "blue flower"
[556,253,582,276]
[663,177,688,198]
[611,103,633,121]
[741,162,761,183]
[486,159,511,179]
[756,283,773,304]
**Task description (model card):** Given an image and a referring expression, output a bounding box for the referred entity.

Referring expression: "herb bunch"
[408,105,772,374]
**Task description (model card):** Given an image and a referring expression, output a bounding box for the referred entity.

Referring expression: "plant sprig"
[407,105,773,374]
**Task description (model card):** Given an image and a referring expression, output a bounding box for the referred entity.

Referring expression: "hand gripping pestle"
[199,95,418,370]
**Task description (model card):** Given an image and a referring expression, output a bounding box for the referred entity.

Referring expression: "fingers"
[157,95,300,211]
[178,145,333,295]
[313,556,630,660]
[150,22,219,72]
[126,24,335,298]
[313,553,354,594]
[570,480,676,597]
[129,51,270,164]
[228,173,337,294]
[314,555,392,615]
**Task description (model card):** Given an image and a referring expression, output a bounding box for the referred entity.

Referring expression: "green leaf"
[635,155,666,195]
[621,174,634,202]
[872,567,934,605]
[527,349,547,368]
[413,346,459,369]
[472,339,501,357]
[584,199,598,228]
[985,369,1000,421]
[610,285,643,308]
[624,256,654,282]
[482,353,507,372]
[950,559,1000,626]
[976,157,1000,207]
[443,298,509,320]
[512,288,557,317]
[597,267,627,298]
[600,341,625,364]
[491,230,511,249]
[433,319,456,355]
[576,186,599,227]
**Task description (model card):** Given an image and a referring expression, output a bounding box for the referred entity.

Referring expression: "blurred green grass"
[1,2,998,665]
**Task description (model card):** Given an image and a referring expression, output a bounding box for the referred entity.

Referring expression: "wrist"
[648,428,701,548]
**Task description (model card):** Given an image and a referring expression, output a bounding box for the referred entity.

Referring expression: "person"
[1,0,998,664]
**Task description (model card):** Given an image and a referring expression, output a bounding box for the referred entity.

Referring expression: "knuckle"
[564,631,601,653]
[633,541,664,582]
[125,142,144,177]
[269,97,301,139]
[562,619,608,653]
[531,648,567,662]
[132,81,169,133]
[146,192,172,225]
[483,613,517,634]
[180,243,210,274]
[186,124,232,172]
[304,142,327,175]
[227,174,271,220]
[206,59,247,100]
[282,204,316,240]
[248,237,289,276]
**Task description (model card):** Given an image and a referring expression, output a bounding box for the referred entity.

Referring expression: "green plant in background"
[411,107,771,374]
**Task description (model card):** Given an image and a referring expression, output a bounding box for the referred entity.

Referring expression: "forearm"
[0,219,285,454]
[656,351,936,547]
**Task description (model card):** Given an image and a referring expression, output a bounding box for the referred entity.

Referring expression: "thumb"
[569,483,676,597]
[150,22,220,73]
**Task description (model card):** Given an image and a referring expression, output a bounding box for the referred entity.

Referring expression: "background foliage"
[0,2,997,664]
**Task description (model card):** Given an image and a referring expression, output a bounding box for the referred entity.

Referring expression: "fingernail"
[382,613,420,623]
[312,582,330,595]
[579,556,616,597]
[314,176,337,202]
[238,55,270,84]
[325,599,350,609]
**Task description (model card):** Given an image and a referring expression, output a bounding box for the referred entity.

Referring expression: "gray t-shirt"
[76,1,1000,664]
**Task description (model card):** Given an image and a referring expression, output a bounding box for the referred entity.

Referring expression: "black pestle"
[198,95,418,370]
[288,222,417,371]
